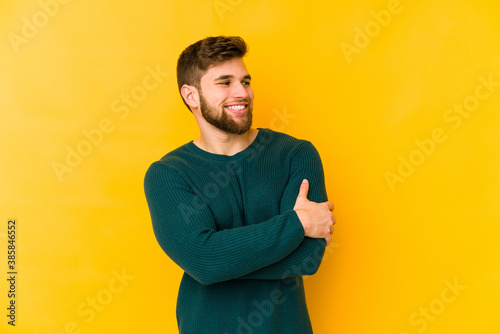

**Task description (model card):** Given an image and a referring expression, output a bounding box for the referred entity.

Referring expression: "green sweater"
[144,128,328,333]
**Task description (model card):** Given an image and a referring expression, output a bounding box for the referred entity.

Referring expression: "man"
[144,36,336,333]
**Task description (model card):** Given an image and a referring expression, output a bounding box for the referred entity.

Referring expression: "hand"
[293,179,336,245]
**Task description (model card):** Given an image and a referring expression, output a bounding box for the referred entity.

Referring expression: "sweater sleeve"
[144,161,306,285]
[240,141,329,279]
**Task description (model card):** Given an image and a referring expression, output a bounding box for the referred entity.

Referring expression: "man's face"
[197,58,254,135]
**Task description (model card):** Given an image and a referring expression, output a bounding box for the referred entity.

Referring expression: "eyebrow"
[214,74,252,81]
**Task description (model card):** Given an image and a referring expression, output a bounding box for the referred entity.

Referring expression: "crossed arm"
[240,142,335,280]
[144,141,335,285]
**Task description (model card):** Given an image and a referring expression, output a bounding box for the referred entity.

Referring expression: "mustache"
[223,100,251,105]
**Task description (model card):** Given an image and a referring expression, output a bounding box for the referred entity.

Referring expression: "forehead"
[201,58,250,81]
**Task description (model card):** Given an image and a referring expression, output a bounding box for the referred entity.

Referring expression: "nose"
[232,82,249,100]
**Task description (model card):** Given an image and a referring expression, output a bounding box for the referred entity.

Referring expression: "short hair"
[176,36,248,111]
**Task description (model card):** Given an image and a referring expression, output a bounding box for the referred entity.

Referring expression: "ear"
[181,84,200,110]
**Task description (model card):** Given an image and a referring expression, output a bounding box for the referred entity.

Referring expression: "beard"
[199,92,253,135]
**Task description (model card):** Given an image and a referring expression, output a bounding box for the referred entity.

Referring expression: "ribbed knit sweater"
[144,128,328,333]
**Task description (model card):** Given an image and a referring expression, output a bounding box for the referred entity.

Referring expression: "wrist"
[294,209,309,236]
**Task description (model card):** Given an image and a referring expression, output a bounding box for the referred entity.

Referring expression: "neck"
[193,127,259,156]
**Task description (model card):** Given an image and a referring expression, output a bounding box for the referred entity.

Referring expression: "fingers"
[297,179,309,199]
[325,223,335,246]
[326,213,336,245]
[325,234,332,246]
[324,201,334,211]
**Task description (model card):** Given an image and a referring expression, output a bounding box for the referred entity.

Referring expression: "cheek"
[210,89,229,103]
[248,88,254,100]
[203,89,225,107]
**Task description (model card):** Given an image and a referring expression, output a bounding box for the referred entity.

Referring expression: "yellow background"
[1,0,499,333]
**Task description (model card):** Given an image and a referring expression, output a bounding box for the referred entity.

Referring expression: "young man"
[144,36,336,333]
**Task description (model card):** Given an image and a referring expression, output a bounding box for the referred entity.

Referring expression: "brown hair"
[177,36,248,111]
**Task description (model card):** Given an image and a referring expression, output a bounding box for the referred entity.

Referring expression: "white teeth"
[226,105,246,111]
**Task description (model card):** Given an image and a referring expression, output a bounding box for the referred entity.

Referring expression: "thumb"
[297,179,309,199]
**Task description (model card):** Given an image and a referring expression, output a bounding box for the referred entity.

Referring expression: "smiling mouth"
[225,104,248,114]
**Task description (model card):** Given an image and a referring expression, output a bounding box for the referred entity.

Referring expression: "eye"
[242,81,251,86]
[218,81,230,86]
